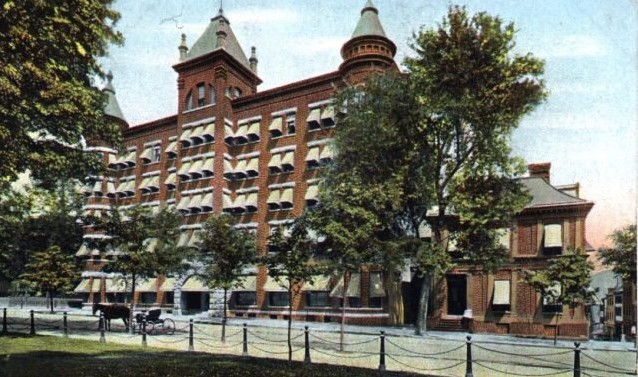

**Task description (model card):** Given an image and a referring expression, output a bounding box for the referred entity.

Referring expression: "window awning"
[108,153,117,166]
[165,141,177,155]
[148,175,160,189]
[306,108,321,124]
[269,117,283,135]
[224,125,234,141]
[187,230,201,248]
[493,280,510,305]
[223,194,233,209]
[189,125,204,141]
[179,128,193,141]
[234,276,257,291]
[106,182,116,195]
[281,151,294,168]
[247,122,260,139]
[233,194,246,209]
[74,279,100,293]
[123,151,137,166]
[306,147,320,161]
[320,145,333,160]
[188,194,202,209]
[177,196,191,210]
[321,105,335,123]
[246,158,259,174]
[202,123,215,139]
[305,184,318,200]
[267,190,281,204]
[235,159,247,173]
[91,180,103,194]
[139,148,153,162]
[245,192,258,207]
[137,278,158,292]
[268,153,282,168]
[202,158,214,174]
[189,159,204,176]
[369,272,386,298]
[263,276,288,292]
[330,273,361,297]
[160,278,175,291]
[138,177,151,190]
[178,161,192,176]
[177,232,190,247]
[105,278,130,293]
[544,224,562,248]
[201,192,214,210]
[280,188,294,205]
[165,172,176,185]
[76,243,90,257]
[181,276,209,292]
[302,275,331,291]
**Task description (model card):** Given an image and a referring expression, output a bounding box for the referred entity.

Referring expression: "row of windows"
[184,84,244,112]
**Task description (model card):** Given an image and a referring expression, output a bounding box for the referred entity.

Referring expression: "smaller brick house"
[426,163,594,338]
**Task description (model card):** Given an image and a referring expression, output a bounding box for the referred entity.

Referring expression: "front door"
[446,275,467,316]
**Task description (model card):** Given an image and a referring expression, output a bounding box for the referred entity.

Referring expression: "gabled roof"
[102,71,127,124]
[520,177,589,209]
[183,8,250,70]
[351,0,388,38]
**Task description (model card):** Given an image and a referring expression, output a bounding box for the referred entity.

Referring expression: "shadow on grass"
[0,335,430,377]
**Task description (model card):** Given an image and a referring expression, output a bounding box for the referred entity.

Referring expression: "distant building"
[76,2,595,338]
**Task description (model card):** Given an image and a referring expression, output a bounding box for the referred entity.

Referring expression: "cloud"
[542,35,608,58]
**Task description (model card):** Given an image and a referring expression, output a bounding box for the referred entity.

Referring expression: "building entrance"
[446,275,467,316]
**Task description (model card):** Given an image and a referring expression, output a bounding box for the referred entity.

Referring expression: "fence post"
[465,335,473,377]
[242,323,248,357]
[63,312,68,338]
[99,313,106,343]
[141,315,147,348]
[188,319,194,352]
[29,310,35,335]
[304,326,311,364]
[2,308,7,335]
[221,318,226,343]
[378,330,386,372]
[573,342,581,377]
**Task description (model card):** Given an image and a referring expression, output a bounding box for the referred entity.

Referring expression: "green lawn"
[0,334,426,377]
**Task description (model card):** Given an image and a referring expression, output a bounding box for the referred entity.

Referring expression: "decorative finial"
[179,33,189,60]
[249,46,258,74]
[106,70,113,83]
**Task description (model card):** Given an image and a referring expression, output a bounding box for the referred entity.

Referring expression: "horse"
[92,303,130,331]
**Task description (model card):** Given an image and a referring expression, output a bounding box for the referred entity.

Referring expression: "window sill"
[182,103,215,114]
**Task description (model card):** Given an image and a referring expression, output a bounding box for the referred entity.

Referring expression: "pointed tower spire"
[178,33,189,61]
[101,71,128,129]
[216,17,228,48]
[339,2,397,81]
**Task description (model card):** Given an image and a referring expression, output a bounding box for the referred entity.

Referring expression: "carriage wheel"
[146,322,156,335]
[163,318,175,335]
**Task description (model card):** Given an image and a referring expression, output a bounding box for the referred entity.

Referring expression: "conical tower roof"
[351,0,387,38]
[102,71,127,125]
[183,7,250,69]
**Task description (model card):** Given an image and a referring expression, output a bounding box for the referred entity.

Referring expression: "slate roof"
[520,177,588,209]
[352,0,388,38]
[102,71,126,124]
[183,8,250,69]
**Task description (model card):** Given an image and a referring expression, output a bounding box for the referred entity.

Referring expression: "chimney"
[249,46,258,74]
[178,33,188,61]
[528,162,551,183]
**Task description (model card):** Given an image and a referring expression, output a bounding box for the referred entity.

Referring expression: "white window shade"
[498,228,511,250]
[369,272,386,298]
[493,280,510,305]
[544,224,563,248]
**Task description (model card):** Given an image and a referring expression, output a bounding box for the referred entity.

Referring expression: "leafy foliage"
[91,205,188,305]
[312,6,545,332]
[598,224,636,281]
[0,0,123,190]
[21,245,78,312]
[524,248,594,309]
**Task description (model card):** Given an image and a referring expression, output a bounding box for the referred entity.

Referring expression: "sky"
[102,0,637,249]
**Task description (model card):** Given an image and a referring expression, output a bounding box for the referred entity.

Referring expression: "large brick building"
[76,2,594,337]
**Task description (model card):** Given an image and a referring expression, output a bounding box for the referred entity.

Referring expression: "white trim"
[224,118,233,126]
[236,151,261,159]
[268,182,295,190]
[181,188,213,195]
[182,116,216,128]
[271,107,297,117]
[307,99,334,108]
[236,186,259,194]
[179,224,203,230]
[224,153,233,160]
[83,204,111,211]
[166,199,176,204]
[143,139,162,147]
[141,171,161,178]
[270,145,296,154]
[234,222,258,229]
[308,139,331,147]
[168,136,178,141]
[237,115,262,125]
[167,167,177,173]
[141,201,161,207]
[182,151,214,162]
[268,219,294,226]
[182,104,215,115]
[85,147,117,154]
[223,188,232,195]
[125,146,137,151]
[83,234,112,240]
[307,178,321,184]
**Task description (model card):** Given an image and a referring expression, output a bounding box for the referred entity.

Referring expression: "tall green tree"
[316,5,545,335]
[598,224,636,282]
[264,217,320,361]
[21,245,78,313]
[0,0,123,190]
[92,206,188,318]
[197,214,257,341]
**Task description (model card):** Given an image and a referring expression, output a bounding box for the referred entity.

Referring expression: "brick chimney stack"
[528,162,551,183]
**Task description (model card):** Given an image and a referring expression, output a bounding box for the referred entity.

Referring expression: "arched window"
[185,90,193,110]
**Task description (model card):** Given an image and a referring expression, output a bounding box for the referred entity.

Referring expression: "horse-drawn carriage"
[132,307,175,335]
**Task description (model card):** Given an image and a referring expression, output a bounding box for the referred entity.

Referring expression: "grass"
[0,334,427,377]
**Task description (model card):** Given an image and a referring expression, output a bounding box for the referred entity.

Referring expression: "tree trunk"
[288,283,293,362]
[385,271,404,326]
[129,272,136,334]
[222,287,227,342]
[340,270,349,352]
[415,270,432,335]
